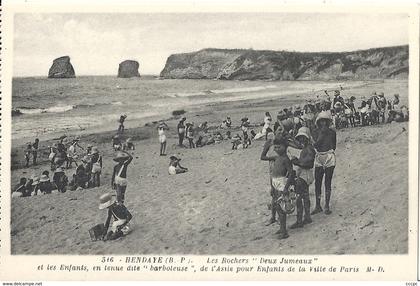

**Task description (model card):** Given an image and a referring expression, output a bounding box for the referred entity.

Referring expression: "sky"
[13,13,409,76]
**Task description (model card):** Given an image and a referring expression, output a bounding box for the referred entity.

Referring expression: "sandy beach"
[10,79,408,255]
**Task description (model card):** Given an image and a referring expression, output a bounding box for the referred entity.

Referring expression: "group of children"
[256,89,408,240]
[261,110,336,239]
[112,134,135,152]
[16,134,135,241]
[13,136,104,197]
[24,138,39,167]
[311,90,408,129]
[12,170,57,197]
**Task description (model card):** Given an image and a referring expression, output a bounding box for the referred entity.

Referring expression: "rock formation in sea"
[160,46,408,80]
[118,60,141,78]
[48,56,76,78]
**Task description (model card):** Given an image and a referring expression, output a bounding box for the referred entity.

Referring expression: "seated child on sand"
[12,178,27,198]
[69,156,90,190]
[53,166,68,193]
[226,116,232,128]
[99,193,133,241]
[226,130,232,139]
[38,174,55,194]
[123,137,135,151]
[112,134,122,151]
[168,156,188,175]
[231,134,242,150]
[214,132,224,143]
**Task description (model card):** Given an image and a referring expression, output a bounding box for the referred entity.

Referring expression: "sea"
[12,76,402,142]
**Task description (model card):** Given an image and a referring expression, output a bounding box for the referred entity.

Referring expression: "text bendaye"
[125,257,250,264]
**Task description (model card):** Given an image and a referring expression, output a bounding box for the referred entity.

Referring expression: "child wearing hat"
[289,127,315,228]
[99,193,133,241]
[111,150,133,204]
[260,136,294,239]
[38,174,55,194]
[168,156,188,175]
[312,111,337,215]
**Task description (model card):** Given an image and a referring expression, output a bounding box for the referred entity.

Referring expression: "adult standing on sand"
[177,117,186,147]
[312,111,336,215]
[111,150,133,204]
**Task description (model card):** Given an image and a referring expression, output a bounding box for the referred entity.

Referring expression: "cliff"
[160,46,408,80]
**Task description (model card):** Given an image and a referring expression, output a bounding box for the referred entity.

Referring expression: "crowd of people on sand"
[157,88,409,240]
[13,135,104,198]
[256,89,409,240]
[13,88,408,241]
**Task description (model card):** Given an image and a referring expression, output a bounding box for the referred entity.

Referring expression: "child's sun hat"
[39,174,50,182]
[99,193,115,210]
[113,152,129,162]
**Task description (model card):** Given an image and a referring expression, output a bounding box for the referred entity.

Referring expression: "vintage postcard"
[0,1,419,281]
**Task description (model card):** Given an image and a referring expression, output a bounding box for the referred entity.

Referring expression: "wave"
[16,105,75,115]
[14,100,149,117]
[211,85,277,94]
[166,91,211,98]
[165,85,277,98]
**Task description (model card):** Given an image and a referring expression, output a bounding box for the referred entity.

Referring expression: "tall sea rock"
[118,60,141,78]
[48,56,76,78]
[160,46,408,80]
